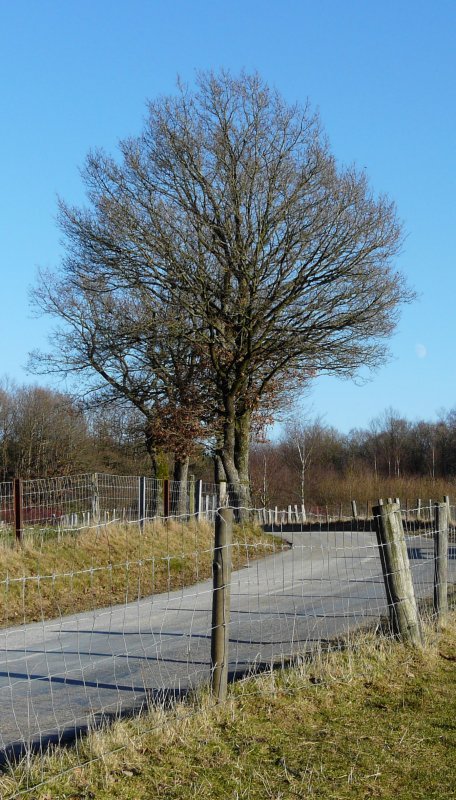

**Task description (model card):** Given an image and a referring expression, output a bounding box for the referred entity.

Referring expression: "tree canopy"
[32,71,413,490]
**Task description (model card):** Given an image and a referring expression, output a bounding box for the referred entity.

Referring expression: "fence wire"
[0,497,454,798]
[0,481,13,528]
[0,474,243,544]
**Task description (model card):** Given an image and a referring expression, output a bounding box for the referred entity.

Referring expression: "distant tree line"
[250,407,456,508]
[0,381,154,481]
[2,382,456,509]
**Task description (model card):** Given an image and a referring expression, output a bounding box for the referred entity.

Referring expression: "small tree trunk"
[144,421,158,477]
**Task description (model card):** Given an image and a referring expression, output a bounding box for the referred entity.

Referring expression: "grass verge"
[1,519,285,629]
[2,616,456,799]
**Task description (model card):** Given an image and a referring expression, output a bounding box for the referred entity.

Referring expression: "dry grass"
[0,519,285,629]
[304,471,455,509]
[2,616,455,799]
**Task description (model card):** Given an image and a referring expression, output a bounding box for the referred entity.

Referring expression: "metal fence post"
[14,478,23,544]
[189,474,195,517]
[373,500,423,646]
[195,479,203,522]
[163,479,170,519]
[211,507,233,702]
[138,476,146,532]
[434,500,449,624]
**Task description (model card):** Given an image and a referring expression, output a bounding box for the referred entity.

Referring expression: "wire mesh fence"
[0,480,13,529]
[0,474,246,545]
[3,472,452,542]
[0,488,455,798]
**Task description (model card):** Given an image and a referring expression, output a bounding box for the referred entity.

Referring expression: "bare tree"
[282,415,326,508]
[0,381,15,480]
[84,404,152,475]
[34,70,413,498]
[31,272,209,497]
[370,408,410,478]
[0,383,90,479]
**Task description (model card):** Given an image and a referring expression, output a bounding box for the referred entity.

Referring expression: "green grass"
[0,519,285,629]
[2,617,456,799]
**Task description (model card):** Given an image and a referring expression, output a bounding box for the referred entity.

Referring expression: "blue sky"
[1,0,455,434]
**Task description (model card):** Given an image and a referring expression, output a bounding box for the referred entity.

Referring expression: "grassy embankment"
[0,519,286,629]
[2,615,456,799]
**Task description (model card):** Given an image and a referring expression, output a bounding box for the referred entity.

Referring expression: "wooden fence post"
[91,473,100,524]
[434,501,449,624]
[211,507,233,702]
[373,500,423,646]
[219,480,227,507]
[351,500,358,520]
[14,478,23,544]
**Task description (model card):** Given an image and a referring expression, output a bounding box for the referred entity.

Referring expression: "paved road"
[0,530,451,754]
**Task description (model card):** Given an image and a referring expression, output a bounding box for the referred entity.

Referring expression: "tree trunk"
[234,411,251,508]
[144,421,158,477]
[172,455,189,516]
[214,452,227,483]
[218,400,252,518]
[219,413,243,515]
[219,400,239,484]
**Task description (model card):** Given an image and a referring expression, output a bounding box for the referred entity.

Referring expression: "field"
[274,473,456,510]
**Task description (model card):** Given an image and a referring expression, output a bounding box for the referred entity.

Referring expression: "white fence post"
[195,479,203,522]
[138,476,146,531]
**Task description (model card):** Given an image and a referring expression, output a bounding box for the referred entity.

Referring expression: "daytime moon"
[416,343,427,359]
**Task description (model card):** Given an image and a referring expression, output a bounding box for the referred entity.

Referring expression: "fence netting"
[0,474,247,543]
[0,495,454,798]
